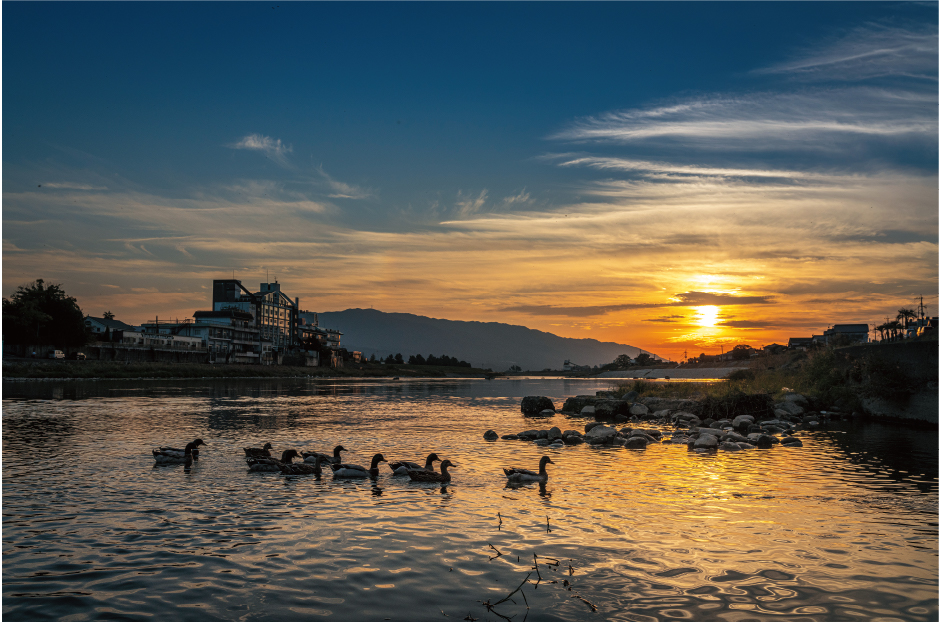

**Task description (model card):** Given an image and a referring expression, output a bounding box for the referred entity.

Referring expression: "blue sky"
[4,2,937,358]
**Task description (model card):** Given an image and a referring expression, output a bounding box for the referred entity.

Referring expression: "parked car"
[69,352,87,361]
[48,350,65,359]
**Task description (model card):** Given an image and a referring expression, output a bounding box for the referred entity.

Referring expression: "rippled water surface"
[3,378,937,621]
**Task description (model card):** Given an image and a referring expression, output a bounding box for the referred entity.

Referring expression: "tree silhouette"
[103,310,115,320]
[2,279,87,347]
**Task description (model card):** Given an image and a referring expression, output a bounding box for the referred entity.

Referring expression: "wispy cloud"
[755,23,938,81]
[501,291,775,317]
[316,166,373,200]
[454,189,489,218]
[41,182,108,190]
[228,134,293,167]
[551,89,934,154]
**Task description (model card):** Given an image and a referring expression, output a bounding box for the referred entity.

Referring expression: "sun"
[695,305,719,328]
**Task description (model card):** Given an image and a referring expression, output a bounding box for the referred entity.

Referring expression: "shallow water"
[3,378,936,621]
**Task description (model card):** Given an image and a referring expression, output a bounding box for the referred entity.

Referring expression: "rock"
[756,434,777,449]
[549,441,564,448]
[585,425,618,443]
[672,411,702,426]
[701,418,715,428]
[715,419,732,428]
[521,396,556,416]
[562,396,597,414]
[775,401,805,417]
[540,409,556,417]
[536,430,549,440]
[624,436,648,449]
[694,433,719,449]
[580,406,596,417]
[622,390,639,402]
[547,426,562,441]
[585,421,604,433]
[642,397,701,413]
[483,430,498,441]
[534,439,552,446]
[629,403,650,417]
[781,438,803,447]
[614,414,630,423]
[774,408,790,419]
[595,400,631,419]
[724,431,749,444]
[780,435,802,445]
[747,433,763,444]
[651,409,670,420]
[784,393,809,407]
[747,423,763,434]
[736,442,755,449]
[563,435,584,445]
[807,421,819,428]
[501,434,519,440]
[517,429,540,440]
[719,441,742,451]
[561,429,582,438]
[732,415,754,432]
[697,427,726,439]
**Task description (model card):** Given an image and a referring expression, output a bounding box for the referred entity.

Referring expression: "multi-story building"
[212,279,299,357]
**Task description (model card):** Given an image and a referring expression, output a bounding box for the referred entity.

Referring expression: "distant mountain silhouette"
[318,308,653,371]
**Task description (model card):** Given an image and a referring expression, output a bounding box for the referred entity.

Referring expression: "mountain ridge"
[318,308,657,371]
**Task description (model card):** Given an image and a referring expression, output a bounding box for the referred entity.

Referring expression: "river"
[2,378,936,621]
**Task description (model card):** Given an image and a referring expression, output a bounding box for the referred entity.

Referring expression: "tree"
[394,353,404,364]
[635,353,653,366]
[384,354,395,364]
[509,364,522,372]
[897,307,917,329]
[103,310,115,320]
[2,279,87,347]
[613,354,631,369]
[369,353,376,362]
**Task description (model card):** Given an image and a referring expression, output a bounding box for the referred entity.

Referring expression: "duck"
[302,445,346,465]
[244,442,273,458]
[389,452,440,475]
[408,460,455,483]
[247,449,301,472]
[153,439,206,464]
[279,454,326,476]
[503,456,553,483]
[331,453,387,478]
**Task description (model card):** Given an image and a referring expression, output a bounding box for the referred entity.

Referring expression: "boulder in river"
[719,441,742,451]
[585,425,618,444]
[694,433,719,449]
[585,421,604,433]
[483,430,498,441]
[501,434,519,440]
[580,406,596,417]
[521,396,555,416]
[732,415,754,432]
[629,403,650,417]
[624,436,648,449]
[547,426,562,441]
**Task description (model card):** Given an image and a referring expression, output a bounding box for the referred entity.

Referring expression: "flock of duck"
[152,439,555,483]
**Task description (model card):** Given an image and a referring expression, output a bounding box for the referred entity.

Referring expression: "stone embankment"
[597,362,749,380]
[485,393,845,451]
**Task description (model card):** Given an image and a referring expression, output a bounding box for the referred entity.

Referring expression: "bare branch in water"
[572,595,598,612]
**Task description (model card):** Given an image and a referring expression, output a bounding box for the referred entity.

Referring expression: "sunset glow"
[2,3,936,362]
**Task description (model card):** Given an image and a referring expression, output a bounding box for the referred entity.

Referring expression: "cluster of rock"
[491,392,837,452]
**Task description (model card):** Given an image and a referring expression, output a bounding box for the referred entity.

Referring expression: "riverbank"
[604,341,938,426]
[1,360,497,380]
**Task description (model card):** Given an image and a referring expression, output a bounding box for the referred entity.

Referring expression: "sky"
[3,2,937,361]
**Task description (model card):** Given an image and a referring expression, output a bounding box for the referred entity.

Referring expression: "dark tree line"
[374,352,471,367]
[2,279,87,347]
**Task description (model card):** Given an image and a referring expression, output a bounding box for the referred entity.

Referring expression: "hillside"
[318,309,654,372]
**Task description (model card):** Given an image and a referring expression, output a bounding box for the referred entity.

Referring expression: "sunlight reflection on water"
[2,378,936,621]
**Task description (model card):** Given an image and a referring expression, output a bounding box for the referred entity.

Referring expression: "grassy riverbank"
[1,360,497,380]
[609,340,935,412]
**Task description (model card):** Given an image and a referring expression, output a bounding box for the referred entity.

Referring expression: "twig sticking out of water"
[568,563,575,576]
[498,512,503,531]
[464,614,478,621]
[572,595,597,612]
[488,543,503,561]
[546,515,551,533]
[483,572,532,614]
